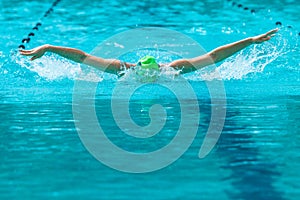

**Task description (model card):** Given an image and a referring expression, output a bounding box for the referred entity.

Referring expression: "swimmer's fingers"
[19,49,36,56]
[19,46,47,60]
[265,28,279,36]
[19,51,37,60]
[19,49,40,60]
[262,29,278,40]
[252,28,278,44]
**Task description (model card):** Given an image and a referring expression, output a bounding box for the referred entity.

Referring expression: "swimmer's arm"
[169,28,278,73]
[19,44,134,75]
[83,55,135,74]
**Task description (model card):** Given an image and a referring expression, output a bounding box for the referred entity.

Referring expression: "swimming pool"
[1,0,299,199]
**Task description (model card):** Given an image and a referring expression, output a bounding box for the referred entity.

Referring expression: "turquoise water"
[1,0,300,199]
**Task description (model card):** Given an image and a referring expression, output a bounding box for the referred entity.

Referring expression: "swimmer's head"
[137,55,159,71]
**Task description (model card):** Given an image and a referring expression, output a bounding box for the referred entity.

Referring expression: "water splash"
[190,33,289,81]
[15,53,105,82]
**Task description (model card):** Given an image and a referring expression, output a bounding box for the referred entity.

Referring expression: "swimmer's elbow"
[208,51,220,62]
[80,53,90,63]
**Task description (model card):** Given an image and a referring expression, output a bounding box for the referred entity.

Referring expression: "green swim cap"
[138,55,159,70]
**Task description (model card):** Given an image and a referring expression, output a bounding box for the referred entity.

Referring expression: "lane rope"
[18,0,62,49]
[225,0,299,36]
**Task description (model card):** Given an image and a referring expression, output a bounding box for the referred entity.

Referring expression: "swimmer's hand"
[251,28,278,44]
[19,44,49,61]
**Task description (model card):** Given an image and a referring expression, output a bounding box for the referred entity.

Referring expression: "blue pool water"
[1,0,300,199]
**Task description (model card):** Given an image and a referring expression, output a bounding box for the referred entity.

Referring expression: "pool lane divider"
[18,0,62,49]
[225,0,300,36]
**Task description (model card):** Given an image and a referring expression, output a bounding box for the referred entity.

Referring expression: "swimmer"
[19,28,278,75]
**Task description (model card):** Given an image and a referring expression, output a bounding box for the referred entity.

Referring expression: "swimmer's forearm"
[169,38,252,72]
[45,45,88,63]
[209,37,253,63]
[45,45,124,74]
[215,28,279,62]
[169,38,254,72]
